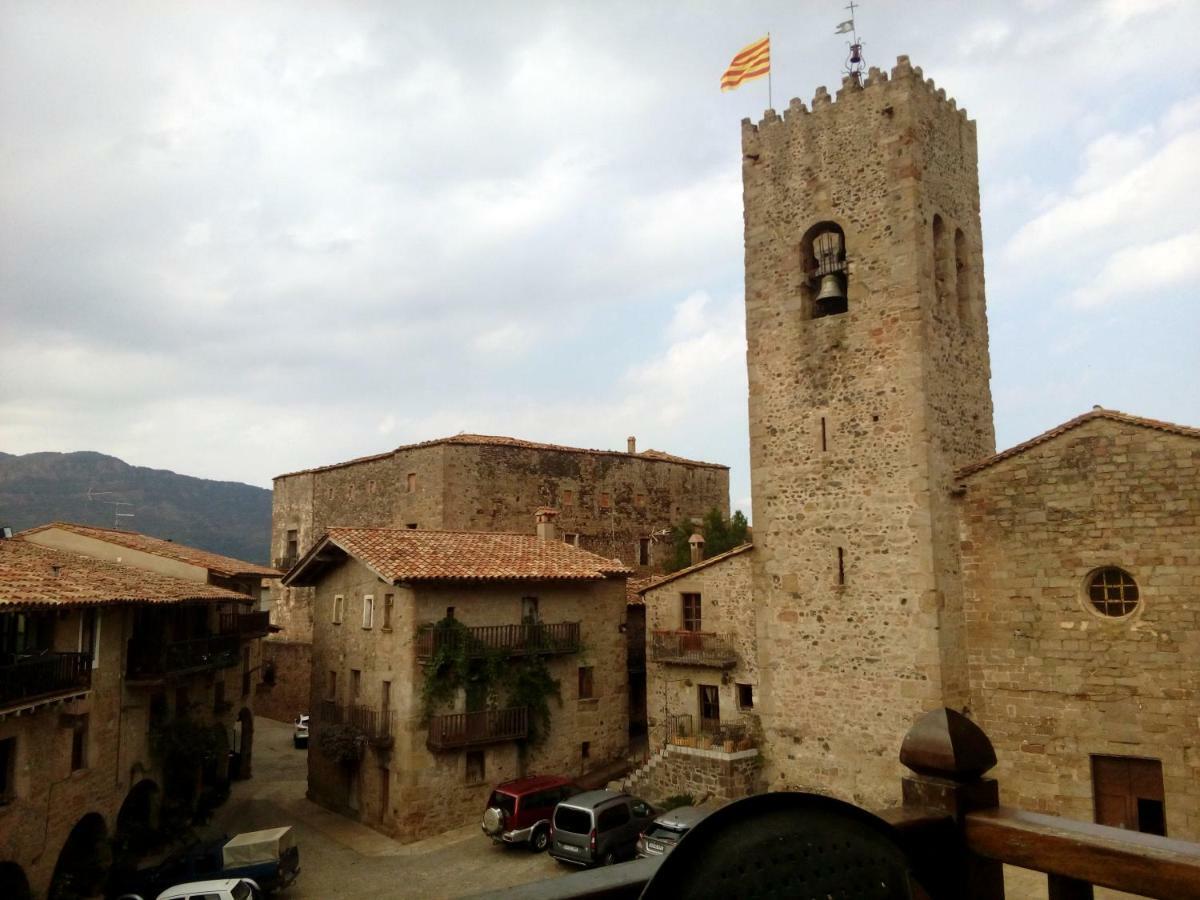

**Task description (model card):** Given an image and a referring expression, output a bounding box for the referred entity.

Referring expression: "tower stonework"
[743,57,996,805]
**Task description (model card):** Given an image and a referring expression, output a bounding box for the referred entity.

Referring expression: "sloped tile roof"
[956,408,1200,480]
[284,527,631,586]
[638,543,754,594]
[625,576,655,606]
[1,539,249,608]
[274,433,727,479]
[19,522,281,578]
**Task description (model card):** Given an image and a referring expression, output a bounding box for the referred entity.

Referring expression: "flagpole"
[767,31,773,109]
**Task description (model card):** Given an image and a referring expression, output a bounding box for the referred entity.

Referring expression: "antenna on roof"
[87,487,136,530]
[836,1,865,84]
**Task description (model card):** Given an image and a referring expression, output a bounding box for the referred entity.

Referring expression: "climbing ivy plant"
[420,616,564,744]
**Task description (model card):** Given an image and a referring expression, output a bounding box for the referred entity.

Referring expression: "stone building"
[742,55,994,808]
[0,537,264,900]
[260,433,727,723]
[956,408,1200,838]
[282,518,630,842]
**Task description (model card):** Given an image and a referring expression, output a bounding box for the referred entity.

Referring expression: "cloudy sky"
[2,0,1198,517]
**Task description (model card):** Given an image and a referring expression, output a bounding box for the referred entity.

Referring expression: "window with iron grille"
[682,593,702,632]
[1087,568,1139,617]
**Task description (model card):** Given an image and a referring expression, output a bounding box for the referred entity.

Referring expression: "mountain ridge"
[0,450,271,564]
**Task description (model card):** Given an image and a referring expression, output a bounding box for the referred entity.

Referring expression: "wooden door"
[698,684,720,734]
[1092,756,1166,835]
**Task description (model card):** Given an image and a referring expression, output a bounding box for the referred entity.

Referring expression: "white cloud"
[1068,231,1200,308]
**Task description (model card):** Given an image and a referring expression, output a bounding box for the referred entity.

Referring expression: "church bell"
[815,273,845,303]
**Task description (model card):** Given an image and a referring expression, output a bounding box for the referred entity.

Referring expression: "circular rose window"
[1086,567,1140,617]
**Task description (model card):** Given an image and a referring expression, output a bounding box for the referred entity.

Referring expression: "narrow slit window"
[820,417,827,452]
[837,547,845,585]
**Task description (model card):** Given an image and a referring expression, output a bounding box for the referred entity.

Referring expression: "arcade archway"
[48,812,109,900]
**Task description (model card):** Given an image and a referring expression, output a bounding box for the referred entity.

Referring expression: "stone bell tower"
[742,56,995,806]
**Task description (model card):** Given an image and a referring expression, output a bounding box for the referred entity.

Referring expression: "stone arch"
[0,862,32,900]
[48,812,109,900]
[954,227,971,321]
[235,707,254,779]
[114,778,161,860]
[799,220,848,319]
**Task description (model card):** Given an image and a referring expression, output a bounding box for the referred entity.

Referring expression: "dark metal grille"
[1087,568,1139,617]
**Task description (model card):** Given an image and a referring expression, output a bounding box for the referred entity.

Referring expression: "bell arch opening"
[800,221,848,319]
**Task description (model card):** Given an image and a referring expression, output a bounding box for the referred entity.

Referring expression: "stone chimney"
[627,436,637,454]
[688,532,705,566]
[535,507,559,542]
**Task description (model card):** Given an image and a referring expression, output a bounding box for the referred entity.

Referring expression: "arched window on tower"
[932,215,951,307]
[801,222,848,318]
[954,228,970,322]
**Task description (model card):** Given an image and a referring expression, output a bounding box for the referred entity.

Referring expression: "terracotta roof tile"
[625,576,656,606]
[19,522,281,578]
[284,527,631,586]
[1,539,249,608]
[274,433,727,479]
[638,543,754,594]
[956,408,1200,480]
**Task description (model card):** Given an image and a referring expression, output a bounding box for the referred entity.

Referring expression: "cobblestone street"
[214,717,568,899]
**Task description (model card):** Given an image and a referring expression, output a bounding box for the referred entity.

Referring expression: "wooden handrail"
[965,807,1200,900]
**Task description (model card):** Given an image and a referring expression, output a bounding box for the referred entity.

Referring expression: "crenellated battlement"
[741,55,971,138]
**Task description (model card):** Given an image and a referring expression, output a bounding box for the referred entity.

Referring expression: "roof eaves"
[638,543,754,594]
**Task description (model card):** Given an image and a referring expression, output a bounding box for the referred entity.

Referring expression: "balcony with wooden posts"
[650,630,738,669]
[427,706,528,751]
[218,609,271,639]
[415,622,581,661]
[125,634,239,684]
[474,708,1200,900]
[0,651,92,716]
[320,700,394,747]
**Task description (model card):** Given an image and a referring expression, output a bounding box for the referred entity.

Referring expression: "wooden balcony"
[218,610,271,639]
[427,706,528,751]
[0,651,92,714]
[320,700,394,746]
[415,622,580,661]
[125,634,239,683]
[650,630,738,669]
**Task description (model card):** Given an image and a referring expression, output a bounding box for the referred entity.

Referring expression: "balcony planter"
[317,723,366,766]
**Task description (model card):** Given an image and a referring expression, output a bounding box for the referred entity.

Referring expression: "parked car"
[636,805,711,858]
[293,714,309,749]
[112,827,299,899]
[482,775,581,851]
[153,879,257,900]
[549,790,656,867]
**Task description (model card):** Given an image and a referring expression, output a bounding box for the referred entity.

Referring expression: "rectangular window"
[79,608,98,667]
[577,666,595,700]
[332,594,344,624]
[382,594,394,630]
[564,533,580,547]
[0,737,15,802]
[350,669,361,701]
[327,670,338,701]
[682,593,702,632]
[638,538,650,566]
[466,750,485,784]
[561,489,574,507]
[521,596,540,623]
[581,741,591,761]
[71,714,89,771]
[286,529,298,558]
[362,595,374,629]
[737,683,754,710]
[599,492,611,509]
[406,472,417,493]
[381,681,391,716]
[406,523,418,529]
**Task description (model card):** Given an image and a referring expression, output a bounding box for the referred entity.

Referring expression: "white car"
[155,878,257,900]
[293,714,309,748]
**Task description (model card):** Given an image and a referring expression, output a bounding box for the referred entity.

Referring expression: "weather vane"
[836,2,865,84]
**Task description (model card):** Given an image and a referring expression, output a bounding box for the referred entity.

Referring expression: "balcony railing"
[218,610,271,639]
[0,651,92,711]
[321,700,394,745]
[126,634,239,682]
[650,630,738,668]
[427,706,528,751]
[274,555,297,571]
[665,713,756,752]
[415,622,581,660]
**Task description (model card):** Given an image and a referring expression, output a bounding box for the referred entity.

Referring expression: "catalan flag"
[721,35,770,92]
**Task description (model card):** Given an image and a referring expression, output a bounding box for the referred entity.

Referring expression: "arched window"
[954,228,970,321]
[932,215,950,307]
[800,222,848,318]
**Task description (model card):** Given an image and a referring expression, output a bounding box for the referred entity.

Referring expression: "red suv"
[482,775,581,852]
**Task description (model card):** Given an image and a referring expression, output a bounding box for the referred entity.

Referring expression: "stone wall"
[628,745,763,806]
[959,416,1200,839]
[642,547,757,751]
[305,555,629,842]
[256,639,312,723]
[742,57,995,809]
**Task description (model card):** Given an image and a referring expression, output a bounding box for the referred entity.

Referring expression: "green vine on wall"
[420,616,563,744]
